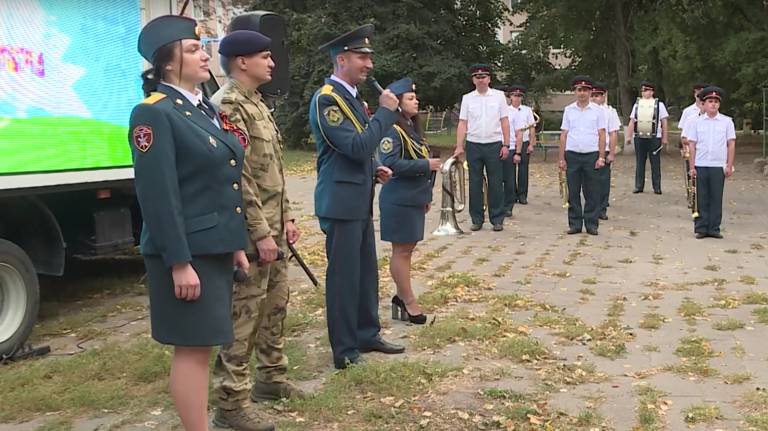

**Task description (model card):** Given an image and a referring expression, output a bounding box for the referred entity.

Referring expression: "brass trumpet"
[689,173,699,219]
[558,169,570,209]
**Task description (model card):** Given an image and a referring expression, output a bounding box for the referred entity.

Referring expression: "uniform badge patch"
[379,137,393,153]
[323,106,343,126]
[219,112,249,149]
[132,126,153,152]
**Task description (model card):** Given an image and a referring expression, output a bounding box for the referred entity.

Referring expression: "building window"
[509,30,522,41]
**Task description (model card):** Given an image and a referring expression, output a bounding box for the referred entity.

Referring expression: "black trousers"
[501,151,517,212]
[634,136,662,192]
[694,167,725,235]
[565,151,601,231]
[319,217,381,368]
[516,141,531,200]
[466,141,505,225]
[598,152,611,216]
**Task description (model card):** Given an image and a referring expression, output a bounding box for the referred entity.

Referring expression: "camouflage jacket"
[211,79,292,243]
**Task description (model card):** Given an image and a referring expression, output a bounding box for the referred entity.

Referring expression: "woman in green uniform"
[378,78,441,324]
[129,15,251,430]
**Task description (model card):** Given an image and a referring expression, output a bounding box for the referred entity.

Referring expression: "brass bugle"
[559,169,570,209]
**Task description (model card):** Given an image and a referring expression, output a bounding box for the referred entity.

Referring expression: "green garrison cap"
[318,24,374,57]
[138,15,200,61]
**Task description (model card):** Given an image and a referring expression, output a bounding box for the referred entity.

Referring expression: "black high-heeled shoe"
[391,295,427,324]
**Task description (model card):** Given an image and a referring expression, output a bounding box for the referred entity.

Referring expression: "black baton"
[287,242,320,288]
[233,249,285,283]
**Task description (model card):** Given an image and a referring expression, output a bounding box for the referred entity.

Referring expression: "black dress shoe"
[695,232,707,239]
[633,189,643,193]
[492,224,503,231]
[598,214,608,220]
[391,295,427,325]
[654,190,662,195]
[470,224,482,231]
[518,198,528,205]
[567,227,582,234]
[708,232,723,239]
[360,337,405,354]
[334,355,364,370]
[586,228,598,235]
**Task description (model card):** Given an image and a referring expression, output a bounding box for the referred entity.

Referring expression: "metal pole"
[763,86,766,159]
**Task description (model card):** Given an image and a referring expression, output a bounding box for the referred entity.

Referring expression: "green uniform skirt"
[144,254,234,346]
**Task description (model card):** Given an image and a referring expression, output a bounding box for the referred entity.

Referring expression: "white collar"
[162,82,203,106]
[330,74,357,98]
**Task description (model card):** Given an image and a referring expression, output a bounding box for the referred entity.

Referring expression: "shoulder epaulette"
[320,84,334,95]
[142,92,166,105]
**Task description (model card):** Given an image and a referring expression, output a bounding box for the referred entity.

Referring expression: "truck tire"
[0,239,40,358]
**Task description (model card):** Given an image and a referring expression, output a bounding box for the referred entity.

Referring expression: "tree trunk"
[611,0,633,121]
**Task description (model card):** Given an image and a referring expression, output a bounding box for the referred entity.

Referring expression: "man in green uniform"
[211,30,302,431]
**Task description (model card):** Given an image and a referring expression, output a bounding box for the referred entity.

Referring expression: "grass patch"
[639,313,666,330]
[419,272,493,311]
[491,262,513,278]
[0,339,172,422]
[703,264,720,271]
[678,298,706,323]
[578,288,596,296]
[482,388,529,402]
[724,248,739,254]
[35,418,74,431]
[284,287,326,335]
[642,344,660,353]
[712,318,745,331]
[752,306,768,324]
[674,336,717,359]
[581,277,597,285]
[618,257,634,264]
[739,275,758,285]
[743,291,768,304]
[635,385,667,430]
[563,250,583,265]
[496,336,549,362]
[751,243,765,250]
[732,344,747,358]
[682,404,722,425]
[410,311,504,350]
[606,296,626,318]
[473,256,490,265]
[283,149,316,176]
[539,361,606,387]
[283,360,454,424]
[722,372,752,384]
[710,292,741,309]
[738,391,768,430]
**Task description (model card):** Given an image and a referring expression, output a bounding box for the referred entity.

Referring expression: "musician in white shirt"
[453,64,511,232]
[559,76,607,235]
[504,84,537,205]
[625,81,669,194]
[684,86,735,239]
[589,82,621,220]
[501,85,526,216]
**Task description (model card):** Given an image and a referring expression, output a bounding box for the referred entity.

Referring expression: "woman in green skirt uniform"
[378,78,441,324]
[129,15,251,430]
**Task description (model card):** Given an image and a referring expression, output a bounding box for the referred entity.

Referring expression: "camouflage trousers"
[213,236,290,410]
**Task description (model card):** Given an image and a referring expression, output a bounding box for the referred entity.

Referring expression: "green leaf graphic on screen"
[0,118,132,174]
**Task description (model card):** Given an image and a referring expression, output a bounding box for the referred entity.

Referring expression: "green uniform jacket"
[129,83,247,267]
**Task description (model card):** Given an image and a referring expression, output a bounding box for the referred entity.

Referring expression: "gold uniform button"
[233,183,240,190]
[230,159,237,166]
[235,206,242,214]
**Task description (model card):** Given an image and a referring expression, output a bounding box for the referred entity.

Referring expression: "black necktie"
[197,101,216,121]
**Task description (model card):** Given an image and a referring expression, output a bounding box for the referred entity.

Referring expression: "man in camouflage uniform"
[211,30,302,431]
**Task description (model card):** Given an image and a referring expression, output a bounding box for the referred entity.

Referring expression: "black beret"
[219,30,271,57]
[469,64,492,75]
[571,75,592,89]
[319,24,374,57]
[508,83,527,94]
[138,15,200,61]
[698,85,726,101]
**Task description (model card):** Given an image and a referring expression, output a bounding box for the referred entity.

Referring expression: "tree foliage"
[242,0,512,148]
[510,0,768,125]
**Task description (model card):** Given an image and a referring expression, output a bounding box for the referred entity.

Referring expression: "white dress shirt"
[506,104,527,150]
[516,104,536,142]
[162,81,220,128]
[684,112,736,167]
[459,88,509,143]
[630,99,669,138]
[330,74,358,98]
[678,102,701,138]
[561,101,607,153]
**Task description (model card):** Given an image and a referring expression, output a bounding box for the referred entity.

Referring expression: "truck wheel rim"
[0,263,27,344]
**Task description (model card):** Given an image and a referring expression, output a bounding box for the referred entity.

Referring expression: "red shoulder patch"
[219,112,249,149]
[132,126,153,152]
